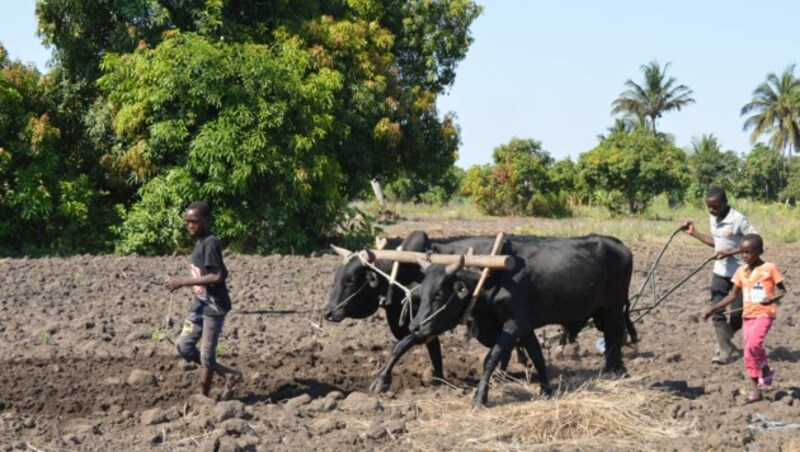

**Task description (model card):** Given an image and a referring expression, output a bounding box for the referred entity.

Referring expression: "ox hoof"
[369,376,391,395]
[471,393,488,409]
[602,367,629,379]
[540,386,554,398]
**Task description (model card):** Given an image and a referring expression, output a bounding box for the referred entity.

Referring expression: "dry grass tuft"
[400,373,696,451]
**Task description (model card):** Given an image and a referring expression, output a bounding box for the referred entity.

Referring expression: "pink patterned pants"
[742,316,774,379]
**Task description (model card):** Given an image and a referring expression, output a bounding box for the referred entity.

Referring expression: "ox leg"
[519,332,552,397]
[473,321,525,408]
[370,334,426,395]
[601,308,627,375]
[424,337,444,380]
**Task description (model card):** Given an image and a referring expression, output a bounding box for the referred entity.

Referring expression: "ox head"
[409,255,473,337]
[324,245,384,322]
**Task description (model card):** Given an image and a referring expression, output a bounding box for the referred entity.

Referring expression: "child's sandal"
[758,369,774,391]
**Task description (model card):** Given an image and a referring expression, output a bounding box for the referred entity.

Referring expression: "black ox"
[324,232,533,394]
[408,234,635,407]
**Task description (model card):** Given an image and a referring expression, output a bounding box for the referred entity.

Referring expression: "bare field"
[2,217,799,450]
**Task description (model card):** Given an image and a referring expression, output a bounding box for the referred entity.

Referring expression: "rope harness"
[329,279,369,314]
[351,252,418,326]
[417,291,459,326]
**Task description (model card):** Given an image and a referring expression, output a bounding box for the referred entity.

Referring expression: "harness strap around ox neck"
[331,279,369,313]
[418,291,458,327]
[352,251,419,323]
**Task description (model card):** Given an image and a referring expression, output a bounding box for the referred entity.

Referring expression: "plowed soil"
[1,217,799,451]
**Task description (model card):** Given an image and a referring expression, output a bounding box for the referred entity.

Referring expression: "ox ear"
[366,271,380,288]
[453,281,470,300]
[375,236,388,250]
[416,257,432,272]
[445,255,465,276]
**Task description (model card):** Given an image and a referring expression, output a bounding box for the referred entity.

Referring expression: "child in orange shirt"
[702,233,786,403]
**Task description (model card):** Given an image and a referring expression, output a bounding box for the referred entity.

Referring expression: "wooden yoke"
[368,249,512,270]
[462,232,506,325]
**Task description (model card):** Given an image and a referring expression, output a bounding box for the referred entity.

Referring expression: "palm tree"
[741,65,800,159]
[611,61,695,134]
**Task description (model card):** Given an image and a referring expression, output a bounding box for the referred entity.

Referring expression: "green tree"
[0,45,111,255]
[102,32,344,254]
[686,134,742,198]
[547,157,578,194]
[742,143,784,202]
[461,138,568,217]
[385,165,465,204]
[578,129,690,213]
[741,65,800,158]
[780,158,800,202]
[611,61,695,134]
[36,0,481,253]
[37,0,480,195]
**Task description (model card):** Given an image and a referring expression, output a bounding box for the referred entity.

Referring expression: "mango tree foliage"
[0,45,110,254]
[37,0,478,189]
[102,32,344,254]
[578,129,690,213]
[37,0,480,253]
[461,138,569,217]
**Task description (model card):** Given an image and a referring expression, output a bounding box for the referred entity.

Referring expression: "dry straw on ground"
[401,372,697,451]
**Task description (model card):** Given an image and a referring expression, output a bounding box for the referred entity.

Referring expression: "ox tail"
[624,298,639,344]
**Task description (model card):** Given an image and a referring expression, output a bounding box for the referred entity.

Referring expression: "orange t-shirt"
[731,262,785,319]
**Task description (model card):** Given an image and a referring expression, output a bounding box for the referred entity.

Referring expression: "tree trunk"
[370,179,386,210]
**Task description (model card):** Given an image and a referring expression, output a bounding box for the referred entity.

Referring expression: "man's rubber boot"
[201,366,214,397]
[711,322,735,365]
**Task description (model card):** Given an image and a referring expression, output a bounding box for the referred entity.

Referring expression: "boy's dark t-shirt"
[188,234,231,316]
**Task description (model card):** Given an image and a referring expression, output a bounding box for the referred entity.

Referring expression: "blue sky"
[3,1,799,168]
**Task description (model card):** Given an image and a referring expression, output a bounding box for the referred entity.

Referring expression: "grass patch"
[375,195,800,246]
[401,374,695,451]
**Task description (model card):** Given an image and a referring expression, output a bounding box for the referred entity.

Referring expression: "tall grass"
[372,195,800,246]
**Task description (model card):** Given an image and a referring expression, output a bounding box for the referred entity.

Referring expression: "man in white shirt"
[681,187,757,364]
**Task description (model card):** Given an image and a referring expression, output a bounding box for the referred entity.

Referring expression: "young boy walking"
[165,201,241,399]
[702,233,786,403]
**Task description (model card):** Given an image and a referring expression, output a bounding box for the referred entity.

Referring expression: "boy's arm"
[761,281,787,305]
[681,220,715,247]
[164,271,224,291]
[702,285,741,320]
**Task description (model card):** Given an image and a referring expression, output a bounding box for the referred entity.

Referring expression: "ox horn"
[445,255,465,276]
[359,249,376,263]
[331,244,352,257]
[416,257,432,272]
[375,236,388,250]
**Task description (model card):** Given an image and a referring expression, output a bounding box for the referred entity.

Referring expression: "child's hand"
[681,220,694,234]
[164,277,184,291]
[701,309,712,321]
[715,249,738,259]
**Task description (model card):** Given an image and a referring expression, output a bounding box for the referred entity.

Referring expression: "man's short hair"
[706,186,727,203]
[186,200,211,219]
